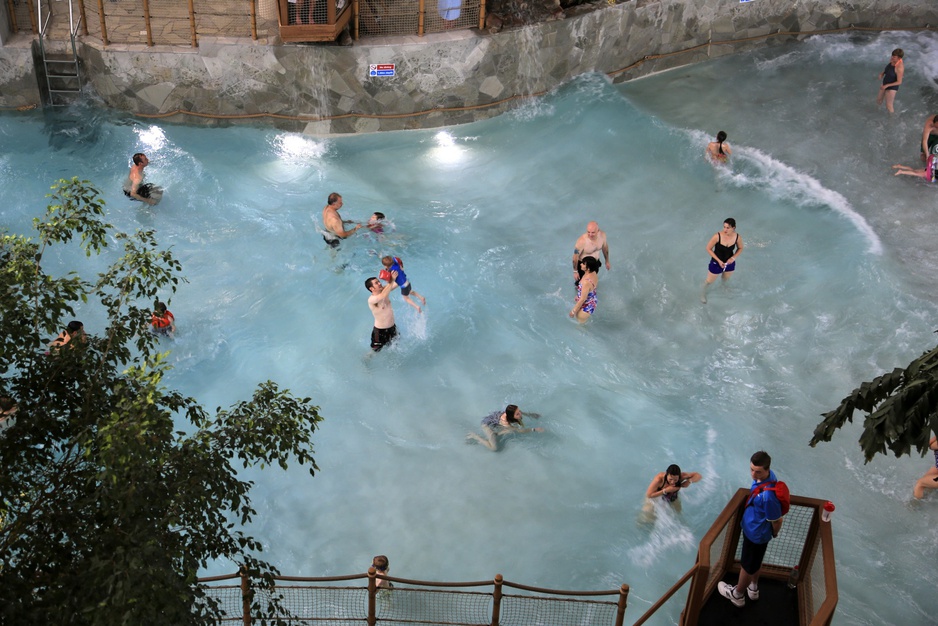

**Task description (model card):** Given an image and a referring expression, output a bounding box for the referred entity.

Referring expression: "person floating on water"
[640,464,702,521]
[572,221,610,288]
[701,218,743,304]
[570,256,599,323]
[893,156,937,182]
[466,404,543,451]
[380,256,426,313]
[921,114,938,162]
[367,212,387,234]
[123,153,162,206]
[876,48,904,114]
[365,276,398,352]
[706,131,732,164]
[151,300,176,338]
[322,192,362,248]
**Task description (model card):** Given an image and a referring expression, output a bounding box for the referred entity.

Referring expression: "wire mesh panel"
[499,593,619,626]
[266,584,370,623]
[422,0,478,35]
[10,0,36,34]
[194,0,255,39]
[733,503,814,571]
[147,0,195,47]
[197,584,245,623]
[357,0,418,37]
[373,587,492,625]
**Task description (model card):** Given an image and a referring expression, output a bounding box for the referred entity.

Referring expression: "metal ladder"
[37,0,84,106]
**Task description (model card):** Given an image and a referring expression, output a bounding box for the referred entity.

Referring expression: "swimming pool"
[1,30,937,626]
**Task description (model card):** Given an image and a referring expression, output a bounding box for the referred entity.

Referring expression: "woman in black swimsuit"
[702,218,744,303]
[877,48,904,114]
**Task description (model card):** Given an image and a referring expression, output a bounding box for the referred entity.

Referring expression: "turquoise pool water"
[1,30,937,625]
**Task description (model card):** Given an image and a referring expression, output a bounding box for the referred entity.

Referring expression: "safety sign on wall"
[369,64,396,77]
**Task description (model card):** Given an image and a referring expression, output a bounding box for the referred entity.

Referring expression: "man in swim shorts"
[572,221,610,286]
[365,276,398,351]
[123,153,158,205]
[322,192,362,248]
[921,114,938,162]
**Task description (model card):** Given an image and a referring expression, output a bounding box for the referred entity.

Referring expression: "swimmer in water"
[570,256,599,323]
[701,218,743,304]
[706,131,731,164]
[640,464,702,521]
[893,156,937,182]
[466,404,543,451]
[876,48,904,114]
[372,555,393,589]
[380,256,426,313]
[913,436,938,499]
[367,212,386,234]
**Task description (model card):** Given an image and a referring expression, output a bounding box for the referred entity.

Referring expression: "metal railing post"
[249,0,257,39]
[491,574,503,626]
[417,0,424,36]
[478,0,484,30]
[615,584,628,626]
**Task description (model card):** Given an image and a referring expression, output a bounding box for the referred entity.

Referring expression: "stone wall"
[1,0,936,131]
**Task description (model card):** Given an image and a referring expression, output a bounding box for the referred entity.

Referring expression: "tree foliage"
[0,179,323,625]
[810,342,938,463]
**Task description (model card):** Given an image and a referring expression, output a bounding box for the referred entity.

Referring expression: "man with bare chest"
[572,221,610,285]
[322,192,361,248]
[365,276,398,351]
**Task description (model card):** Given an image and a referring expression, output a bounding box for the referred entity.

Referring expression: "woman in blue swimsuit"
[570,256,600,323]
[466,404,543,451]
[876,48,904,114]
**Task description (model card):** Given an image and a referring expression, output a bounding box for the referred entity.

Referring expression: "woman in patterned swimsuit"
[466,404,543,451]
[570,256,600,323]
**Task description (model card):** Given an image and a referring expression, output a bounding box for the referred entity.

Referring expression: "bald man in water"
[572,221,610,286]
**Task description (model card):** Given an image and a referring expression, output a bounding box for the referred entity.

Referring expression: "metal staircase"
[37,0,84,106]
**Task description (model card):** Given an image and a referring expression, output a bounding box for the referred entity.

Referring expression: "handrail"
[630,564,697,626]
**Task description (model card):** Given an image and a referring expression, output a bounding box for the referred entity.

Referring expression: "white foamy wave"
[628,504,696,568]
[684,128,882,255]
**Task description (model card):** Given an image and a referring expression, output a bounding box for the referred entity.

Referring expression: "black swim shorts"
[370,325,397,352]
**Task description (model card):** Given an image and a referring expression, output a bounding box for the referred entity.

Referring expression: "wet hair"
[66,320,84,334]
[505,404,521,424]
[932,115,938,124]
[365,277,379,291]
[372,555,389,571]
[0,396,15,412]
[154,301,167,314]
[891,48,904,59]
[132,153,147,165]
[666,464,682,477]
[723,218,736,229]
[327,192,341,205]
[580,256,601,273]
[381,256,393,268]
[716,131,727,155]
[372,212,385,220]
[751,450,772,470]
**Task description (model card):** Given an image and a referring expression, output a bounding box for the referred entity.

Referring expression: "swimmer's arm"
[705,234,721,263]
[730,237,743,262]
[602,240,610,270]
[570,286,589,317]
[924,126,933,155]
[645,474,665,499]
[328,217,361,238]
[894,62,904,87]
[129,181,157,206]
[572,246,582,273]
[680,472,702,487]
[929,436,938,451]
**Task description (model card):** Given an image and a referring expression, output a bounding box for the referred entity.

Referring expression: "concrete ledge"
[1,0,936,131]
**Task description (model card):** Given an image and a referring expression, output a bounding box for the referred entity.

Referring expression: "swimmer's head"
[372,555,389,572]
[716,131,727,143]
[666,464,682,485]
[0,396,15,413]
[505,404,521,424]
[154,300,167,315]
[580,256,601,273]
[381,256,394,268]
[723,218,736,230]
[365,277,381,291]
[371,212,386,222]
[132,153,148,166]
[891,48,904,60]
[327,192,342,207]
[66,320,84,335]
[932,115,938,125]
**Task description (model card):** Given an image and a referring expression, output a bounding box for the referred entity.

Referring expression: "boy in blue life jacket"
[380,256,426,313]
